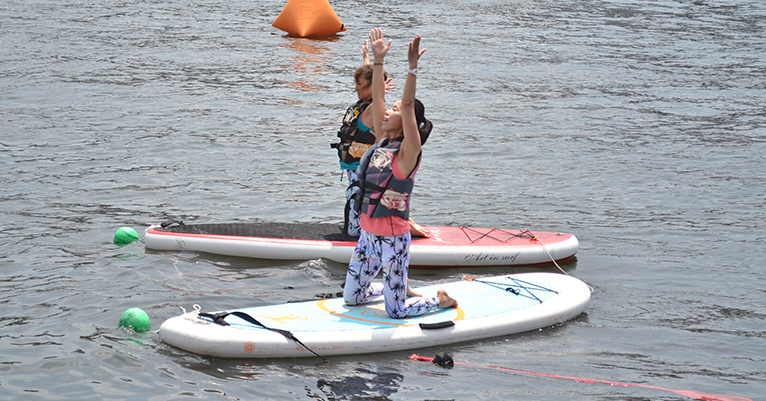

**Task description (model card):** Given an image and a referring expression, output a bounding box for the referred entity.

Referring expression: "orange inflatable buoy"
[272,0,347,38]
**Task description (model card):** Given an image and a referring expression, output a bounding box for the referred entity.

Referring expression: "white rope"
[536,234,595,294]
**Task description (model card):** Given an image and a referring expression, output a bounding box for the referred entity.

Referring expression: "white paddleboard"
[159,272,591,358]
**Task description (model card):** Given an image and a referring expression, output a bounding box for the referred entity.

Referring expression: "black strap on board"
[419,321,455,330]
[160,219,184,229]
[200,311,327,362]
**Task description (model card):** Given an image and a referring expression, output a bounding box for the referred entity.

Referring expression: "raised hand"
[384,77,394,93]
[369,27,392,62]
[361,39,370,64]
[408,35,426,68]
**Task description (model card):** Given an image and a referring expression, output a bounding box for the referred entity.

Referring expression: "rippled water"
[1,0,764,399]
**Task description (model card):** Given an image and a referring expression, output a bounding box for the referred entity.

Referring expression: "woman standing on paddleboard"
[343,28,457,318]
[333,44,384,238]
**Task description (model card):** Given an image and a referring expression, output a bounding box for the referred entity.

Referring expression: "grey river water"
[1,0,764,399]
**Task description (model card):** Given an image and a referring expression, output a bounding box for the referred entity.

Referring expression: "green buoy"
[119,308,150,332]
[114,227,139,245]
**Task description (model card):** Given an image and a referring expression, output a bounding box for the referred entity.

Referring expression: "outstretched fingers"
[361,39,370,64]
[384,77,395,93]
[369,27,392,60]
[408,35,427,64]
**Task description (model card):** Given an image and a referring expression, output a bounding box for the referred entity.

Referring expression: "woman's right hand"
[369,28,392,63]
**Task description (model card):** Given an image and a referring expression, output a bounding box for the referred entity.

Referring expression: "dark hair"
[354,64,387,86]
[414,98,432,145]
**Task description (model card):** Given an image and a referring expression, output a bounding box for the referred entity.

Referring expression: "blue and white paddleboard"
[159,272,591,358]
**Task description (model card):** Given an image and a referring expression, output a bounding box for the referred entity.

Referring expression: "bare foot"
[407,285,422,297]
[409,219,431,238]
[437,290,458,309]
[406,278,421,297]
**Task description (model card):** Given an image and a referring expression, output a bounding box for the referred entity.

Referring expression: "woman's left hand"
[408,35,426,69]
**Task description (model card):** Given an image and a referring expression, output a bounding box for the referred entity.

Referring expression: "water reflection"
[278,36,341,92]
[312,365,403,400]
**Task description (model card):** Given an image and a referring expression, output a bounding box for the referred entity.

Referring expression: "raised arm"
[397,35,426,177]
[369,28,392,142]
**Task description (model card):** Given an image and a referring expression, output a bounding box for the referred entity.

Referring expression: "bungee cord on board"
[456,227,595,294]
[459,227,537,243]
[461,275,556,303]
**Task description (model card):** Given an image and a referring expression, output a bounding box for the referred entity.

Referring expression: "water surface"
[1,0,764,399]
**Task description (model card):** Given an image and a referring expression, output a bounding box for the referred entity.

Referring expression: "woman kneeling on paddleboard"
[336,41,431,240]
[343,28,457,319]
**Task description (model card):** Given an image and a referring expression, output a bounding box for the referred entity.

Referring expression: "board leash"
[409,353,752,401]
[194,305,328,362]
[532,234,596,294]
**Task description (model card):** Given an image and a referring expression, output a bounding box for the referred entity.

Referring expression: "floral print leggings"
[343,229,440,319]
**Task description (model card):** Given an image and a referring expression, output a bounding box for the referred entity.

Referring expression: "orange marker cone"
[272,0,347,38]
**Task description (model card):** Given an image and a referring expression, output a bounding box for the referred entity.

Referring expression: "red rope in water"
[409,354,752,401]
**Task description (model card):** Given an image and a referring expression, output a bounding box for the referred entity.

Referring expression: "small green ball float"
[119,308,151,332]
[114,226,139,246]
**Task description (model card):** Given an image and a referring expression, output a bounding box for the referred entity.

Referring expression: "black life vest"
[331,99,376,163]
[350,138,420,220]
